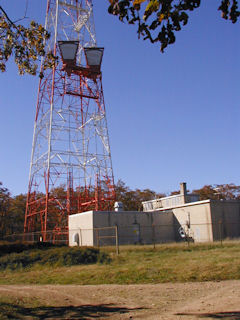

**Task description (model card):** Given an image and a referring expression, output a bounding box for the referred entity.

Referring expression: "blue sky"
[0,0,240,196]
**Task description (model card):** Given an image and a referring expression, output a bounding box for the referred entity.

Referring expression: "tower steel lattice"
[24,0,115,241]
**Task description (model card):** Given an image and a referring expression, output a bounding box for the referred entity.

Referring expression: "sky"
[0,0,240,196]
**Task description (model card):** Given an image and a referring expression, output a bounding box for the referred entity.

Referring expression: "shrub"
[0,242,64,257]
[0,246,110,270]
[97,251,111,264]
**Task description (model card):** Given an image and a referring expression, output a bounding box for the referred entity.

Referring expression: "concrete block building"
[143,183,240,242]
[69,210,174,246]
[69,183,240,246]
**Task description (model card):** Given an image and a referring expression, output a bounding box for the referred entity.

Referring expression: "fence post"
[152,224,156,249]
[79,229,82,247]
[96,228,99,248]
[186,224,190,247]
[115,225,119,255]
[219,220,223,246]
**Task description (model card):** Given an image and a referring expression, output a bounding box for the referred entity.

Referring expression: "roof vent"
[114,201,124,212]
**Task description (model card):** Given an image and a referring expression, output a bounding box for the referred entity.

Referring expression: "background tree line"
[1,180,240,239]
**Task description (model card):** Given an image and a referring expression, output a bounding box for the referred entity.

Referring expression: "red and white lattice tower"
[24,0,115,241]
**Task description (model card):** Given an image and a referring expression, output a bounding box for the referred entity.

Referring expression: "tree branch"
[0,6,15,26]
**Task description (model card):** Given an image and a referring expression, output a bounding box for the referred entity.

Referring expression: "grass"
[0,241,240,284]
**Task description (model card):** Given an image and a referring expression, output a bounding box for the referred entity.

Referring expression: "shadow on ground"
[176,311,240,319]
[0,303,145,319]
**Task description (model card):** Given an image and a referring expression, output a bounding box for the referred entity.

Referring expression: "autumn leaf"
[133,0,147,5]
[158,13,165,22]
[146,0,159,13]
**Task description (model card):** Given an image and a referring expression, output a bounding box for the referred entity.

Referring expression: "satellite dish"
[178,227,186,238]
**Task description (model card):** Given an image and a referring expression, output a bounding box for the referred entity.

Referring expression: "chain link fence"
[69,220,240,248]
[3,221,240,249]
[3,231,68,244]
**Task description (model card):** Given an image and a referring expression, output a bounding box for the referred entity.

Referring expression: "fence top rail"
[98,235,116,239]
[93,226,117,231]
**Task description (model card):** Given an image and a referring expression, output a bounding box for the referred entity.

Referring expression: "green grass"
[0,241,240,284]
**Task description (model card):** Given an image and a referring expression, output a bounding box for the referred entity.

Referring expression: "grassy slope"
[0,242,240,285]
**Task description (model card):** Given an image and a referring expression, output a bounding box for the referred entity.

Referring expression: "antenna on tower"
[24,0,115,243]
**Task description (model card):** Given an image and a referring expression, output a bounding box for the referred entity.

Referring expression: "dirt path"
[0,281,240,319]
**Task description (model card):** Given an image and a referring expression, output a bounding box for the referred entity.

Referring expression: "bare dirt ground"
[0,281,240,319]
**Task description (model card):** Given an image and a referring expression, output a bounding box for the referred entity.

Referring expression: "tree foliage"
[0,183,28,239]
[115,179,165,210]
[1,180,240,239]
[0,182,11,239]
[193,183,240,200]
[9,194,27,234]
[0,6,56,76]
[108,0,240,52]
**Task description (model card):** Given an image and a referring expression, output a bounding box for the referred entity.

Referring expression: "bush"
[0,242,65,257]
[97,251,111,264]
[0,246,110,270]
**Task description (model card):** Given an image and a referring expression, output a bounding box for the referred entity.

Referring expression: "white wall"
[69,211,93,246]
[172,201,213,242]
